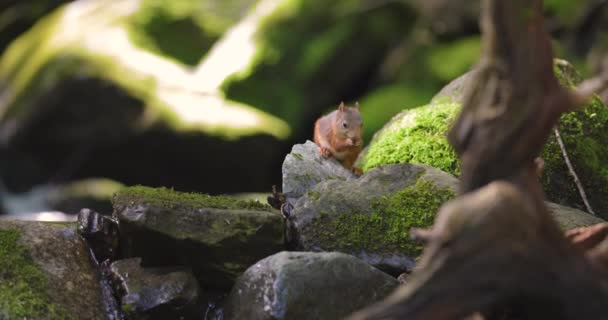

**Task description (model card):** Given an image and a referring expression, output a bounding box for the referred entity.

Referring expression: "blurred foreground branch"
[348,0,608,319]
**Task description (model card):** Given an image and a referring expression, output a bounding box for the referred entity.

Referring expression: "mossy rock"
[221,0,418,138]
[362,60,608,218]
[112,185,285,290]
[224,251,399,320]
[0,220,106,320]
[287,163,458,275]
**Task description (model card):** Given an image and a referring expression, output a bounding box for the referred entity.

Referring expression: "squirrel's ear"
[355,101,360,111]
[338,102,345,112]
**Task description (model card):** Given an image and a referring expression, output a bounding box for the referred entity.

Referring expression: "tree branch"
[347,0,608,318]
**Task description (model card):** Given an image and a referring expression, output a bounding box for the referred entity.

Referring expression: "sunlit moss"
[361,102,461,175]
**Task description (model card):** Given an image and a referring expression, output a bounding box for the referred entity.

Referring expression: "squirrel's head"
[334,101,363,146]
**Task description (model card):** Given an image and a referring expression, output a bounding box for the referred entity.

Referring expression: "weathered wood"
[449,0,585,194]
[347,0,608,319]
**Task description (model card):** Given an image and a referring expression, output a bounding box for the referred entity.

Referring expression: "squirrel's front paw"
[319,146,332,158]
[352,167,363,177]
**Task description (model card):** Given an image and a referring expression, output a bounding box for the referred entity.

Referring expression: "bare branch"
[553,128,595,215]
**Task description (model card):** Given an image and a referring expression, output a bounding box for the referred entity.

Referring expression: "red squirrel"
[314,102,364,176]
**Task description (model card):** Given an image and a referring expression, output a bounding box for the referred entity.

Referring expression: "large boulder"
[283,141,458,275]
[0,220,107,319]
[283,140,605,276]
[112,185,285,290]
[0,0,290,196]
[223,251,399,320]
[361,60,608,218]
[109,257,201,320]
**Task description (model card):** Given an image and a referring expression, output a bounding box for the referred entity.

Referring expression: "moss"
[541,95,608,213]
[121,302,135,315]
[310,179,454,257]
[306,191,321,200]
[113,185,273,212]
[0,229,72,319]
[361,102,461,174]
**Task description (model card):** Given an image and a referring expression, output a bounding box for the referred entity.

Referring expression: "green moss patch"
[0,229,71,319]
[361,102,461,175]
[310,179,454,257]
[541,95,608,213]
[113,185,273,212]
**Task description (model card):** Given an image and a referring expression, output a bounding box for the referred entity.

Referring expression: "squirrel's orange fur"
[314,102,364,176]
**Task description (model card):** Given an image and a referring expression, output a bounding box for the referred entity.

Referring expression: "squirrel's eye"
[342,122,347,129]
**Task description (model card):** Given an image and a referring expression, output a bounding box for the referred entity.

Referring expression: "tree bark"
[347,0,608,319]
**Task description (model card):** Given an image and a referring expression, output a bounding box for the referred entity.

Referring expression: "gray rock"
[223,251,399,320]
[282,140,356,202]
[0,220,108,319]
[109,258,201,320]
[287,163,457,275]
[546,201,606,230]
[113,186,285,290]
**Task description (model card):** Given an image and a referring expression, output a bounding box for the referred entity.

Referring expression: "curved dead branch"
[347,0,608,319]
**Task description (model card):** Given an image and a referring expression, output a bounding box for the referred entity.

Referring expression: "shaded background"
[0,0,606,218]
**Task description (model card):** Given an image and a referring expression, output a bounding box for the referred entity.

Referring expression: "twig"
[554,127,595,215]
